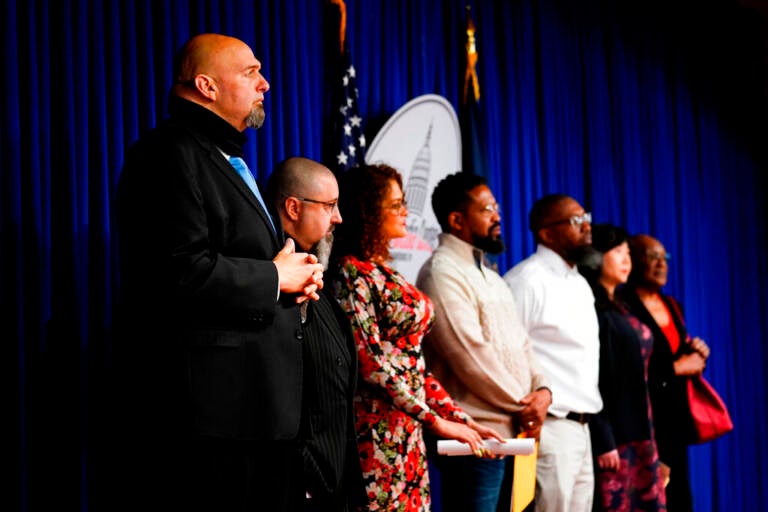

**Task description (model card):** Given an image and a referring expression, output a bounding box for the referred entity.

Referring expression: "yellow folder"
[511,433,537,512]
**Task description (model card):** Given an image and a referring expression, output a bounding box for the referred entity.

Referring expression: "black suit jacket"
[300,287,363,509]
[620,286,696,453]
[116,98,304,442]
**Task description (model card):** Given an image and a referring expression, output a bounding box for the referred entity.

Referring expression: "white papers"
[437,438,536,456]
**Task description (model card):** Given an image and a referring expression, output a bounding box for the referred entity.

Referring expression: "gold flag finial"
[330,0,347,54]
[463,5,480,105]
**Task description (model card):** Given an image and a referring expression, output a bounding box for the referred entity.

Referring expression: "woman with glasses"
[620,235,711,511]
[578,225,667,511]
[330,163,502,511]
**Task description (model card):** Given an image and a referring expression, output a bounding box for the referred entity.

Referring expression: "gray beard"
[246,105,265,129]
[315,233,334,270]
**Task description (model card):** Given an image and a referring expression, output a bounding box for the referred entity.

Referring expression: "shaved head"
[267,157,337,205]
[629,234,657,252]
[267,158,341,264]
[174,34,232,82]
[171,33,269,131]
[174,34,250,89]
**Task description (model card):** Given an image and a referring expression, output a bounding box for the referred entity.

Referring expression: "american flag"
[333,44,366,172]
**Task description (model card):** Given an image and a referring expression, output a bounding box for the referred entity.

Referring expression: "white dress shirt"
[503,245,602,417]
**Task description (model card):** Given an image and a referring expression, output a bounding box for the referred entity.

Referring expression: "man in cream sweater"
[417,173,551,512]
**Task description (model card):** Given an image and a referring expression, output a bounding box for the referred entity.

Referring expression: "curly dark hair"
[332,163,403,262]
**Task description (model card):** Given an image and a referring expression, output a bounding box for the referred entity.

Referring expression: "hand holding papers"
[436,438,535,456]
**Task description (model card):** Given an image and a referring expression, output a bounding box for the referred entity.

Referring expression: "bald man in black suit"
[115,35,324,511]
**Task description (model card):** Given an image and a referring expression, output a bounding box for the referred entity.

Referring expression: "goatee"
[315,233,334,270]
[246,105,266,129]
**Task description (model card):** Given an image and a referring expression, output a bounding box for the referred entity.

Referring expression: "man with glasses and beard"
[416,173,552,512]
[266,157,363,512]
[503,194,602,512]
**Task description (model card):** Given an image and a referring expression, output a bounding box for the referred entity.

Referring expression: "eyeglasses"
[645,251,671,262]
[479,203,501,215]
[387,199,408,213]
[294,196,338,215]
[540,212,592,229]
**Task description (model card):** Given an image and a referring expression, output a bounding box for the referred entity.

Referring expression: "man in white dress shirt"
[503,194,602,512]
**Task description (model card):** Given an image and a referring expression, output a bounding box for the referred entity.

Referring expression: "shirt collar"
[439,233,487,273]
[536,244,579,277]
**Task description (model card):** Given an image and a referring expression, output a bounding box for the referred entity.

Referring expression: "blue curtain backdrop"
[3,1,766,510]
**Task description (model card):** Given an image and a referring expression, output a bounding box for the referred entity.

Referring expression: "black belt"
[549,412,592,424]
[565,412,592,424]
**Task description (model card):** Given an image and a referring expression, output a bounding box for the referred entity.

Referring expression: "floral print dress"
[334,255,470,512]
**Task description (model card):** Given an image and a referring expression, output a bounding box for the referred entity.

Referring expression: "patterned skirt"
[597,439,667,512]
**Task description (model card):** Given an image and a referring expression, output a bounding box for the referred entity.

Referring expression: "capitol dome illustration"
[404,123,432,237]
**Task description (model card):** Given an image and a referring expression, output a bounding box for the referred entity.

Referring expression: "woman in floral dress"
[579,224,666,512]
[331,164,502,511]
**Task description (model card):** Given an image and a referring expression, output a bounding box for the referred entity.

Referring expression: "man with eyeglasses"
[266,157,363,512]
[503,194,602,512]
[416,173,551,512]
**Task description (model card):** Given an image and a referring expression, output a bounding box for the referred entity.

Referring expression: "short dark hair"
[431,172,488,232]
[528,194,572,243]
[528,194,571,231]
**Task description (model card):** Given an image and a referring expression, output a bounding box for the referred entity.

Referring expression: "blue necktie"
[228,156,276,234]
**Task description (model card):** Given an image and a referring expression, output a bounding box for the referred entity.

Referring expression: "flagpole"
[327,0,367,173]
[329,0,347,54]
[463,5,480,107]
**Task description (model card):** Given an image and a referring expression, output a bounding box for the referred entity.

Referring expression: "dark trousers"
[432,453,514,512]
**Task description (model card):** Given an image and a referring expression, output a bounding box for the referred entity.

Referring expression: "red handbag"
[665,296,734,444]
[687,374,734,443]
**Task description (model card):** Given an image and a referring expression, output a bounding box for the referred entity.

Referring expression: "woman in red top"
[620,234,711,512]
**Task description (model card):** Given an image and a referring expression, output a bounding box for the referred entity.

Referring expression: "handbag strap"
[665,295,691,342]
